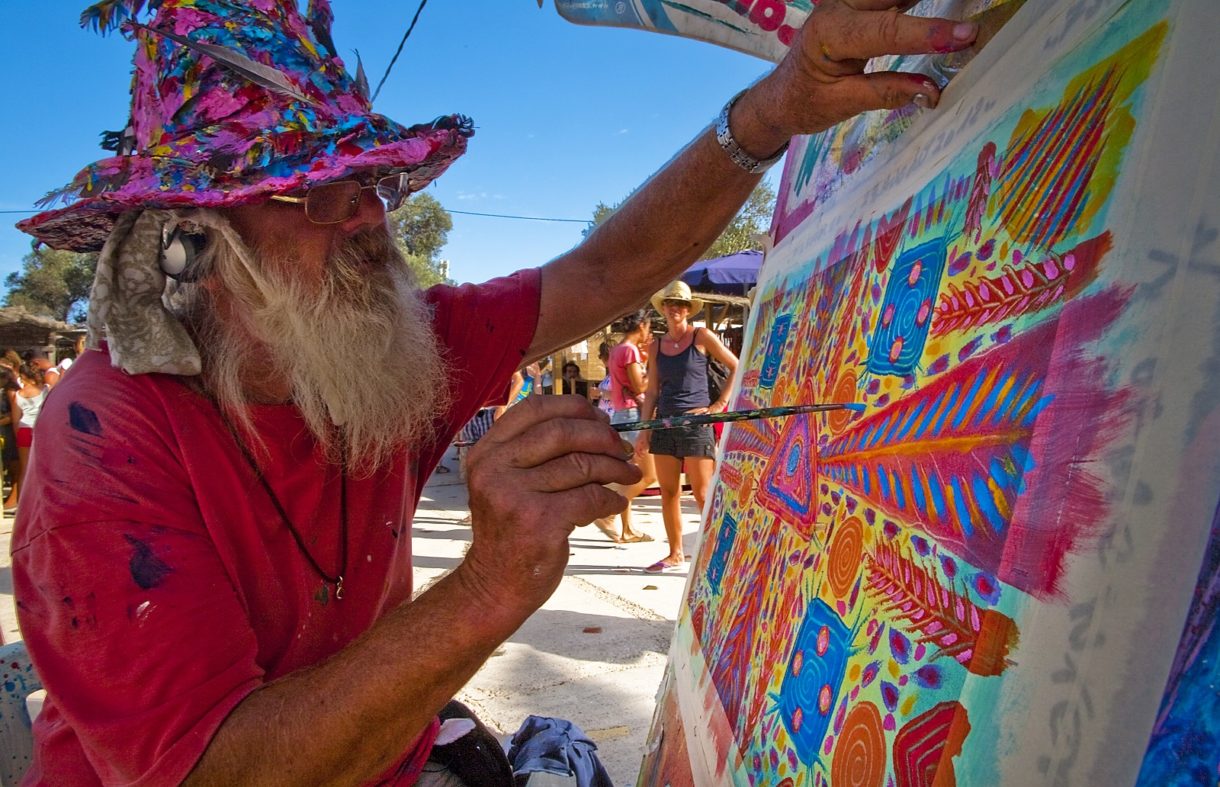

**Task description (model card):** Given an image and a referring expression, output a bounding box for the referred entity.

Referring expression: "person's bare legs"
[682,456,716,517]
[652,453,685,565]
[3,460,19,509]
[618,449,656,541]
[12,445,29,511]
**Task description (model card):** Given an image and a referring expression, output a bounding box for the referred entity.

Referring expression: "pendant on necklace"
[335,576,345,601]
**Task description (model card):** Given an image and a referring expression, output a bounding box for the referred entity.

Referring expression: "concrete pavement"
[419,449,700,786]
[0,445,700,786]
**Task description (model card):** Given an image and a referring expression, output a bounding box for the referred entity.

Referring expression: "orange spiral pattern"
[828,369,859,433]
[827,516,865,599]
[832,702,886,787]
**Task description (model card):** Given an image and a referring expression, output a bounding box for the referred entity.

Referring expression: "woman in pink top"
[595,311,657,543]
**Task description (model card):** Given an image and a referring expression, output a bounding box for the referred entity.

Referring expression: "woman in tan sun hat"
[638,281,738,573]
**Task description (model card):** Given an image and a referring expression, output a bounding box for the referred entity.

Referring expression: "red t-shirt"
[608,343,643,411]
[11,270,541,786]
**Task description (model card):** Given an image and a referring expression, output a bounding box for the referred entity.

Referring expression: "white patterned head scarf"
[86,209,203,376]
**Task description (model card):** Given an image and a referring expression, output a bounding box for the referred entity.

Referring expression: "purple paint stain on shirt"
[68,402,103,436]
[124,535,172,589]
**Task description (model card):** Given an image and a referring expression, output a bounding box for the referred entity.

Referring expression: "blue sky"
[0,3,776,289]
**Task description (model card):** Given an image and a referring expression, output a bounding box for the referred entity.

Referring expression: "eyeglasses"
[269,173,412,224]
[662,299,692,308]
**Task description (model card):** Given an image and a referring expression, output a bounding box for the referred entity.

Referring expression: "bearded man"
[11,1,975,784]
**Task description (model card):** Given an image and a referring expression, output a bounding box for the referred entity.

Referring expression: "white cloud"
[455,191,506,202]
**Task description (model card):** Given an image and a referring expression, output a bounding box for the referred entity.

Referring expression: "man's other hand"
[735,0,979,158]
[457,395,642,619]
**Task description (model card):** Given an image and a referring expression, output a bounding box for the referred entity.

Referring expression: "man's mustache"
[332,227,398,269]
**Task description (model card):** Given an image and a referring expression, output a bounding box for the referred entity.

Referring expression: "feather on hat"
[20,0,473,252]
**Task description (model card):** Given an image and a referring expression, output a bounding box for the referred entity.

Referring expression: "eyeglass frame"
[267,173,413,224]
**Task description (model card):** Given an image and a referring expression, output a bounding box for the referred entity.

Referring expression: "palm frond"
[79,0,159,35]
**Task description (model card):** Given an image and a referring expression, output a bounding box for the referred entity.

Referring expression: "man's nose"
[338,188,387,234]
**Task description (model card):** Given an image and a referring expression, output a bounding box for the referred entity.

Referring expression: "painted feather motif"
[865,540,1017,676]
[932,231,1112,336]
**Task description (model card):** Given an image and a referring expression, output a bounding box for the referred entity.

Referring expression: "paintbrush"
[611,402,865,433]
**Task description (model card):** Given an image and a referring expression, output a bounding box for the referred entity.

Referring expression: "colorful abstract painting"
[635,0,1220,783]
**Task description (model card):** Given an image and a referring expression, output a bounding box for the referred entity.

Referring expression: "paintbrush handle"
[611,403,862,433]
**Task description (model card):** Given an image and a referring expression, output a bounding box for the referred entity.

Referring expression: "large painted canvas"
[636,0,1220,784]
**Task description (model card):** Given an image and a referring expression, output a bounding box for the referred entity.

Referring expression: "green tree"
[4,247,98,322]
[584,181,776,260]
[386,192,454,288]
[702,180,775,259]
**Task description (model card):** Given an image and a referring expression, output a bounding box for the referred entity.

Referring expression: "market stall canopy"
[681,249,763,296]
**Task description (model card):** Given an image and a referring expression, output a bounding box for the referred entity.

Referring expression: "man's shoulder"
[422,269,542,365]
[42,349,186,431]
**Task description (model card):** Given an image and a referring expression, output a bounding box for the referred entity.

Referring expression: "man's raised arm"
[527,0,978,358]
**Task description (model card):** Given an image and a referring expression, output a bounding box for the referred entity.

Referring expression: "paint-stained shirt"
[10,269,540,787]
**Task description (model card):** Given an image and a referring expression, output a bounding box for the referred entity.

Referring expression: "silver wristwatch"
[715,90,789,175]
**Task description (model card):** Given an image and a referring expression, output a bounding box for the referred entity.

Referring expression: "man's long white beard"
[182,214,450,475]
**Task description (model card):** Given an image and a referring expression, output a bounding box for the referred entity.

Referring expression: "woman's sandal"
[592,516,623,542]
[620,532,654,543]
[643,558,684,574]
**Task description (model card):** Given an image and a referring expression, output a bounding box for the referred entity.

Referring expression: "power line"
[448,208,588,224]
[372,0,429,103]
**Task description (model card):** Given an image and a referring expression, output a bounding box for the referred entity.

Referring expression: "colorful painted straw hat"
[651,281,705,314]
[18,0,474,252]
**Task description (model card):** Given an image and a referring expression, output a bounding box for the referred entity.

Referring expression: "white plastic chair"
[0,641,41,786]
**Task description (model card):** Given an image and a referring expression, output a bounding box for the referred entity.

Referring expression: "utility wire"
[372,0,429,103]
[448,208,589,224]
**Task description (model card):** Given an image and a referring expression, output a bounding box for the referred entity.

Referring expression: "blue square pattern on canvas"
[778,599,852,765]
[706,512,738,595]
[758,314,792,389]
[866,236,949,377]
